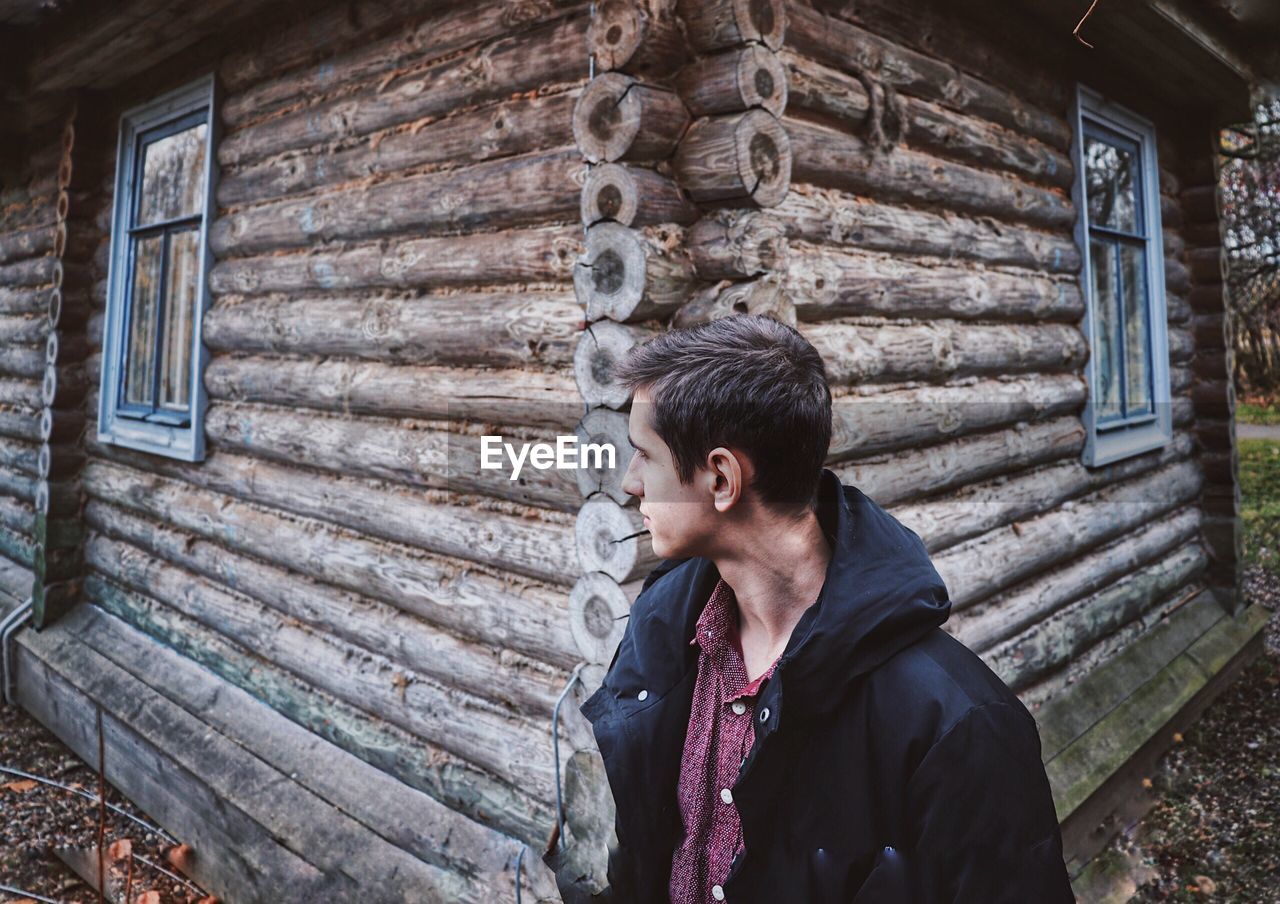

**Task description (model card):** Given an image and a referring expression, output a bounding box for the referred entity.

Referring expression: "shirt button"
[731,701,747,715]
[720,787,733,804]
[637,690,648,701]
[712,885,725,901]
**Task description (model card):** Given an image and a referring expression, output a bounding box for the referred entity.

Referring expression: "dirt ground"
[0,695,211,904]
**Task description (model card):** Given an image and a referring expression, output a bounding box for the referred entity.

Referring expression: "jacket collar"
[585,469,952,725]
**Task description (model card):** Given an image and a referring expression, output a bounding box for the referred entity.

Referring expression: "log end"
[572,73,641,164]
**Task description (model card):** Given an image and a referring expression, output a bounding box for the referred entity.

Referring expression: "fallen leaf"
[1195,875,1217,894]
[109,838,133,861]
[3,779,37,792]
[166,841,194,873]
[135,893,160,904]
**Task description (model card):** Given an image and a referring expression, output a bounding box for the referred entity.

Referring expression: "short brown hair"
[614,315,832,511]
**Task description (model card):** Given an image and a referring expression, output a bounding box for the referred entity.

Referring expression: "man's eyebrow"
[626,434,646,453]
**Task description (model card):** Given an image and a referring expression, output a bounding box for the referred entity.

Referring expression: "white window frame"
[99,74,218,461]
[1071,84,1173,468]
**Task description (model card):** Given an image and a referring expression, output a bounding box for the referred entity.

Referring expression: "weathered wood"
[786,117,1074,230]
[61,602,559,900]
[0,409,42,443]
[0,224,57,264]
[0,286,56,316]
[84,502,563,719]
[574,406,633,503]
[45,331,88,367]
[35,479,79,517]
[51,287,93,330]
[806,320,1086,386]
[671,274,795,328]
[203,292,582,367]
[934,460,1203,610]
[204,403,582,512]
[673,109,792,208]
[573,221,697,322]
[82,452,578,670]
[0,435,39,477]
[572,73,690,163]
[782,241,1081,322]
[785,4,1070,150]
[0,314,47,348]
[677,45,788,118]
[0,376,43,410]
[0,346,45,379]
[210,149,582,257]
[835,414,1079,507]
[827,374,1087,462]
[574,320,657,409]
[780,49,1071,189]
[677,0,786,51]
[209,225,580,296]
[575,496,658,583]
[219,15,588,167]
[84,533,562,802]
[0,254,58,289]
[203,355,582,430]
[988,542,1208,692]
[588,0,684,75]
[217,91,578,208]
[570,573,642,664]
[222,0,579,118]
[952,507,1201,655]
[894,432,1194,555]
[82,445,578,586]
[687,209,786,279]
[580,163,698,227]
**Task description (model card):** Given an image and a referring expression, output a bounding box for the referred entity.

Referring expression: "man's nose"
[620,456,642,498]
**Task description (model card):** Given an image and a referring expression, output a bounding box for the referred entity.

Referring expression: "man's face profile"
[621,385,721,561]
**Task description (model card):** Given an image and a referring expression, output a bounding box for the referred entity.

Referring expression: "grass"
[1237,399,1280,425]
[1240,438,1280,569]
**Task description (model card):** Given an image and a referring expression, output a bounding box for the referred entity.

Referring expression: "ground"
[0,694,212,903]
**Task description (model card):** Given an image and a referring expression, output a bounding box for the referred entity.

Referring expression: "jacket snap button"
[758,707,770,722]
[637,690,648,701]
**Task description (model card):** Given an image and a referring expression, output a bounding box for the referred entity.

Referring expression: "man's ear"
[705,447,747,513]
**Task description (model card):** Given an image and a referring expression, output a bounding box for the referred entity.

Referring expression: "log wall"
[567,0,1232,731]
[0,0,1248,898]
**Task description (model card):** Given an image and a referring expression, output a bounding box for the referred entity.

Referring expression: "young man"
[562,316,1075,903]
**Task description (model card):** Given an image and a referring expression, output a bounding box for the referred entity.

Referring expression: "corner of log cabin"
[0,0,1273,899]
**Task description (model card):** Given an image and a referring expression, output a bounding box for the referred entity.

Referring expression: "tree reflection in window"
[120,116,206,424]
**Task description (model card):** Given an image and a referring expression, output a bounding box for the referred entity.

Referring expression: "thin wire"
[552,663,587,853]
[0,765,177,844]
[515,843,527,904]
[129,850,206,897]
[0,883,63,904]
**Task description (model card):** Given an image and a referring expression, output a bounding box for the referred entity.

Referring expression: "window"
[1071,85,1172,467]
[99,74,218,461]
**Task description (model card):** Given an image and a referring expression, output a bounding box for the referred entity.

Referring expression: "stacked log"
[1178,150,1239,613]
[568,0,794,681]
[32,103,101,626]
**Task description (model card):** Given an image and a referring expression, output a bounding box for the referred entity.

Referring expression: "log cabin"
[0,0,1276,899]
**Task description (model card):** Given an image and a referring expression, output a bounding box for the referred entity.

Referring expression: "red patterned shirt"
[669,579,781,903]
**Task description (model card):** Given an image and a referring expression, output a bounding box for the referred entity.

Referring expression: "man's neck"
[711,508,832,675]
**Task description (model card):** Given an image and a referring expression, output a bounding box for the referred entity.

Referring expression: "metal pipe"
[1,597,33,706]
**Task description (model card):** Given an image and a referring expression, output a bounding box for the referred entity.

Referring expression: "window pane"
[1085,134,1138,233]
[158,228,200,411]
[1121,244,1152,416]
[137,122,208,225]
[124,234,163,406]
[1089,239,1123,422]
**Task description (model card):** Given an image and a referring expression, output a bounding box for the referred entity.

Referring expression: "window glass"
[159,228,200,410]
[1085,134,1139,233]
[124,234,163,406]
[1121,244,1152,416]
[137,123,207,225]
[1089,239,1123,421]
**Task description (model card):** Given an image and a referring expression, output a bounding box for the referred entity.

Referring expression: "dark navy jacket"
[572,469,1076,903]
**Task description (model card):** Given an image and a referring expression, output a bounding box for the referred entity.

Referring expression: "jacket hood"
[596,468,952,723]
